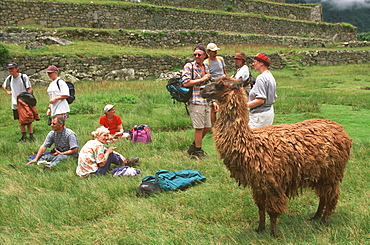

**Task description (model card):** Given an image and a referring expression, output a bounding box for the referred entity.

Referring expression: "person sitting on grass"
[19,115,79,169]
[99,104,131,142]
[76,126,139,177]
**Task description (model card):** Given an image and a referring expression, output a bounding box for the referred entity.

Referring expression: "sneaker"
[125,157,139,167]
[187,144,197,155]
[37,160,51,168]
[192,149,207,159]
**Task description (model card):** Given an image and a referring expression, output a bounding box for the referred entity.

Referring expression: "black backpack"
[136,180,161,198]
[57,79,75,104]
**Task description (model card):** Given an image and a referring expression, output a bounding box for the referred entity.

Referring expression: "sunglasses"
[50,122,59,125]
[193,54,203,57]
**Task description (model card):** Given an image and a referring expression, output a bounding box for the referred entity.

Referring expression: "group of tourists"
[182,43,277,158]
[2,63,138,176]
[2,44,276,169]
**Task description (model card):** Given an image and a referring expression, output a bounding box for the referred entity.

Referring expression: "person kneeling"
[76,126,139,177]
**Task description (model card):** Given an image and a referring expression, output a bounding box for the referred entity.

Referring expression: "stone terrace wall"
[1,51,369,82]
[0,28,331,48]
[0,1,355,42]
[143,0,322,22]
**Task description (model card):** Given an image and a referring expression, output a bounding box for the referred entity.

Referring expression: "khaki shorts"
[189,104,211,129]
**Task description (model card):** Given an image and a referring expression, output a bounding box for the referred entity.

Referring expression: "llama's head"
[200,76,244,100]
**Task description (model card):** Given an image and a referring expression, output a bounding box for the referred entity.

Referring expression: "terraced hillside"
[0,0,362,81]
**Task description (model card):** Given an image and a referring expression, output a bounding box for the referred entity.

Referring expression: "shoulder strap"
[20,74,27,90]
[56,78,61,91]
[205,58,210,66]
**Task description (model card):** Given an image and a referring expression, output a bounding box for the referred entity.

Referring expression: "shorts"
[189,104,211,129]
[248,106,274,129]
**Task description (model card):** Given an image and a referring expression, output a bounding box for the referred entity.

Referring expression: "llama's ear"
[230,78,244,89]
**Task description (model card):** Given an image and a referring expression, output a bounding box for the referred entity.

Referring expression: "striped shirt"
[182,61,210,105]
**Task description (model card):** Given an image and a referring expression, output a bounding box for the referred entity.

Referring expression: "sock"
[29,133,34,137]
[195,147,202,151]
[21,132,27,138]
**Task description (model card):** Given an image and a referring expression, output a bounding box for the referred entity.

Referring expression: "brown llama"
[200,76,352,237]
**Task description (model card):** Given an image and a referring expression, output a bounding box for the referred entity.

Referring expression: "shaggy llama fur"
[200,77,352,237]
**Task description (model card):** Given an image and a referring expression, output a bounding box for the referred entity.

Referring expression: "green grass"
[0,64,369,244]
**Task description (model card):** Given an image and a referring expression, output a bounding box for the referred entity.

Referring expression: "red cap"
[254,53,271,66]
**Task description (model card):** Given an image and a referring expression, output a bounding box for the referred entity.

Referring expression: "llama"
[200,76,352,237]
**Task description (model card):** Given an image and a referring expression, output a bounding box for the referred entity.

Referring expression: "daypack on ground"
[57,79,75,104]
[166,77,193,103]
[131,124,152,143]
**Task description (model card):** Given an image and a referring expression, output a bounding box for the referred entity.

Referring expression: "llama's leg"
[321,184,340,225]
[268,212,280,238]
[256,202,266,233]
[310,196,325,221]
[253,190,266,233]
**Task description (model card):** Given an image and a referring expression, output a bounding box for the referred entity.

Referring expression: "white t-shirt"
[3,73,31,109]
[232,65,250,81]
[47,77,70,115]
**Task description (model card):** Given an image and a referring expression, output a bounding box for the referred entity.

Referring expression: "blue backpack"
[57,79,75,104]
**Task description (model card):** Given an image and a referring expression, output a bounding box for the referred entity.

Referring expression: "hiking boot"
[18,136,28,143]
[187,144,197,155]
[125,157,139,167]
[192,149,207,159]
[29,135,35,142]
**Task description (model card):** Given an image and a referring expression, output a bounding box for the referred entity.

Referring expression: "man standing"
[46,65,70,119]
[25,115,78,169]
[248,53,277,128]
[2,62,36,142]
[204,43,227,125]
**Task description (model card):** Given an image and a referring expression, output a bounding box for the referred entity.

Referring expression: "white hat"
[206,43,220,51]
[104,104,115,112]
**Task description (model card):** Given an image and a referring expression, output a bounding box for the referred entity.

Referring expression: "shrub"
[0,43,11,64]
[357,32,370,41]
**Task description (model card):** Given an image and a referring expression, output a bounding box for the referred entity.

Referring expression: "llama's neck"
[215,88,251,132]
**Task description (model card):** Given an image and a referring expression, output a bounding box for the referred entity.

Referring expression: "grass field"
[0,64,369,244]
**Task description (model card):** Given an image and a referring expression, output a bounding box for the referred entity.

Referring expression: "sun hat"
[104,104,115,112]
[206,43,220,51]
[233,52,246,61]
[45,65,59,73]
[7,62,18,69]
[254,53,271,66]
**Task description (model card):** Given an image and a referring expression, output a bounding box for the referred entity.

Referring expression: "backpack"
[131,124,152,144]
[56,79,75,104]
[166,77,193,103]
[6,74,37,106]
[136,176,161,198]
[205,56,223,67]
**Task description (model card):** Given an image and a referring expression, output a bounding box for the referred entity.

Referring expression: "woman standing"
[247,53,277,128]
[76,126,139,177]
[231,52,252,94]
[182,46,212,159]
[45,65,70,119]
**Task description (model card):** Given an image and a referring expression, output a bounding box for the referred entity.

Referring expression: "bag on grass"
[136,177,161,198]
[131,124,152,144]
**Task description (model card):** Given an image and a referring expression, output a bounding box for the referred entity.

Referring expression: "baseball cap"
[104,104,115,112]
[233,52,246,61]
[7,62,18,69]
[254,53,271,66]
[206,43,220,51]
[45,65,59,73]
